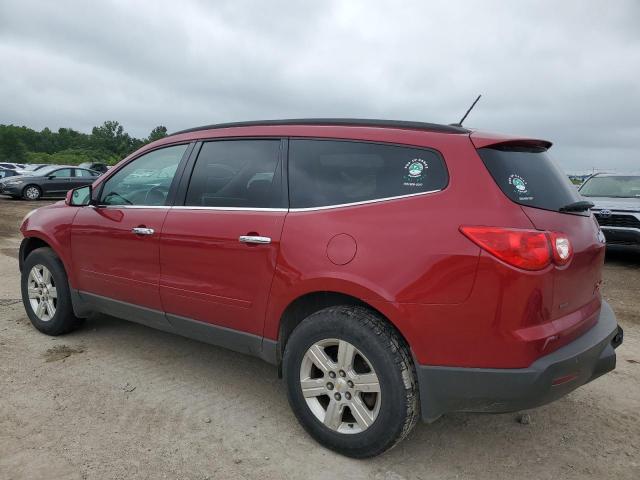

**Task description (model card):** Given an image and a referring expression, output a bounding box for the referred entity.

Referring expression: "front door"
[160,139,287,336]
[70,144,190,310]
[44,168,74,194]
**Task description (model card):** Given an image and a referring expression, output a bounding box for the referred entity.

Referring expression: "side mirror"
[67,185,93,206]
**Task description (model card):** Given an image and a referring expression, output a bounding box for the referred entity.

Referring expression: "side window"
[185,140,283,208]
[50,168,73,178]
[289,139,448,208]
[100,144,188,206]
[75,169,97,177]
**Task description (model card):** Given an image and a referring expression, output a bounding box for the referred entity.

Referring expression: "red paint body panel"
[20,122,607,371]
[159,209,285,335]
[70,206,169,310]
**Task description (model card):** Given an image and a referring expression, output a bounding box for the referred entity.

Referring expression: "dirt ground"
[0,195,638,480]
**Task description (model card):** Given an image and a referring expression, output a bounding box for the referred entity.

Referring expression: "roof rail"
[171,118,470,136]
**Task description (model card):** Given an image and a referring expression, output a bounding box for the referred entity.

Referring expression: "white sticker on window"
[403,158,429,187]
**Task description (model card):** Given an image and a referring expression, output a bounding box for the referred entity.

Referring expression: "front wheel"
[21,247,84,335]
[283,306,419,458]
[22,185,42,200]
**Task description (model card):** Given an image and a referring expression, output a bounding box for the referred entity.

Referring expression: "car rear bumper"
[416,300,622,422]
[601,226,640,246]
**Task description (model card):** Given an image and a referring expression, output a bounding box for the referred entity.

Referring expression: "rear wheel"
[21,247,83,335]
[283,306,419,457]
[22,185,41,200]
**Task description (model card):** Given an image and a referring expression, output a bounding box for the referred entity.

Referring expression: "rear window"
[289,139,448,209]
[477,146,581,212]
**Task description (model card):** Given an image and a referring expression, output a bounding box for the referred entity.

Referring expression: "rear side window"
[477,146,581,212]
[185,140,284,208]
[289,140,448,209]
[75,169,97,177]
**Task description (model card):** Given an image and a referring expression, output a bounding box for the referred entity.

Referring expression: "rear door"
[476,144,605,329]
[72,168,99,188]
[159,138,287,336]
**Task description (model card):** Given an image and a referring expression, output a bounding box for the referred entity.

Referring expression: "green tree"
[147,125,168,143]
[90,120,136,157]
[0,129,28,162]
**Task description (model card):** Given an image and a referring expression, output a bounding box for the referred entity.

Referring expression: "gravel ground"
[0,196,638,480]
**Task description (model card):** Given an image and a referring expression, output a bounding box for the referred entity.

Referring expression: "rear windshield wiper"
[559,200,595,212]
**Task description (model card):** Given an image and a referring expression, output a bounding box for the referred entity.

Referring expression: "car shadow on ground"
[55,311,637,476]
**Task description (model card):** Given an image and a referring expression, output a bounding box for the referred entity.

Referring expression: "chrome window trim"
[288,189,442,212]
[89,205,171,210]
[88,189,440,212]
[172,206,288,212]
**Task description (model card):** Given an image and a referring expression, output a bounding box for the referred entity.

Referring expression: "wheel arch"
[19,236,53,273]
[272,290,412,375]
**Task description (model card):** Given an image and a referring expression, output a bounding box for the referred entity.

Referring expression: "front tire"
[22,185,42,200]
[21,247,83,335]
[283,306,419,458]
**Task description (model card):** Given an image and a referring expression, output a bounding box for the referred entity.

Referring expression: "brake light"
[460,226,573,270]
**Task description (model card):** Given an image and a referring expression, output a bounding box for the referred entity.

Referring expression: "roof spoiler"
[470,131,552,150]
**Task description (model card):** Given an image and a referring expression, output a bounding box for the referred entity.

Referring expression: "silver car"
[579,173,640,246]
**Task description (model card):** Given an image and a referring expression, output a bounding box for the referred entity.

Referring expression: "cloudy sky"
[1,0,639,172]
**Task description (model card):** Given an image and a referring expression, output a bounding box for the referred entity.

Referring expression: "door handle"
[132,227,155,236]
[239,235,271,244]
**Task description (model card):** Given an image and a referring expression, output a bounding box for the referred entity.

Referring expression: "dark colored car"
[579,173,640,247]
[18,119,622,457]
[78,162,108,174]
[0,167,20,179]
[0,165,100,200]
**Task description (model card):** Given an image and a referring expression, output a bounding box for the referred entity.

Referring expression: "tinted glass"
[50,168,73,178]
[477,147,581,212]
[100,144,188,206]
[185,140,283,208]
[579,176,640,198]
[289,140,448,208]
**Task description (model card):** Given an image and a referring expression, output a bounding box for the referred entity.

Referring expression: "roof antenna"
[452,94,482,127]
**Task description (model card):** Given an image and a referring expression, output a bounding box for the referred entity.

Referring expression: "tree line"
[0,121,168,166]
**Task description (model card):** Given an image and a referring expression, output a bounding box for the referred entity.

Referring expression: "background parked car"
[78,161,108,174]
[579,172,640,247]
[0,165,100,200]
[17,163,50,174]
[0,167,21,179]
[0,162,25,170]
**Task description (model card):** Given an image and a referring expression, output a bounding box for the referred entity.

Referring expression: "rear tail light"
[460,226,573,271]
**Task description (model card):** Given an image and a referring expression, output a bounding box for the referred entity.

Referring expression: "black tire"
[22,184,42,200]
[283,306,419,458]
[21,247,83,335]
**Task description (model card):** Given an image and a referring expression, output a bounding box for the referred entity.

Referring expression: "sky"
[1,0,639,172]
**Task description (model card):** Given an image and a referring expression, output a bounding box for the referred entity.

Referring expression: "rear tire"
[21,247,83,335]
[22,185,42,200]
[283,305,419,458]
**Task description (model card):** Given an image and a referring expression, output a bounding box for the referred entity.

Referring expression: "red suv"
[19,119,623,457]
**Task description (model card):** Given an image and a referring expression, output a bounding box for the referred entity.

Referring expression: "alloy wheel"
[27,264,57,321]
[300,338,381,434]
[25,186,40,200]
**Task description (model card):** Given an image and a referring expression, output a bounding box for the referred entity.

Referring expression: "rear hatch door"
[474,139,606,341]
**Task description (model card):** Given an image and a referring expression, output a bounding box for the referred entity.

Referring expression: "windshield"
[579,176,640,198]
